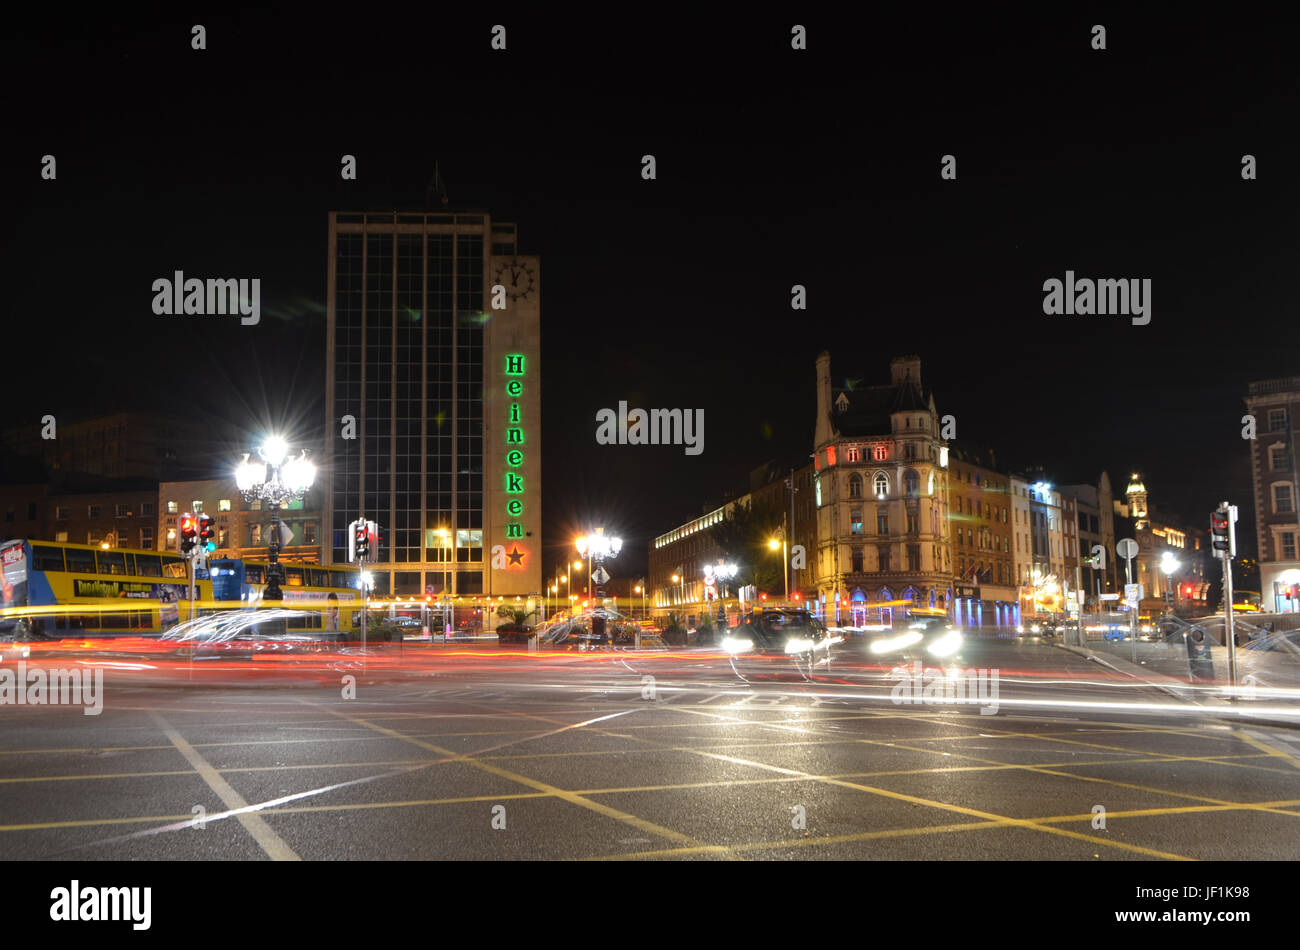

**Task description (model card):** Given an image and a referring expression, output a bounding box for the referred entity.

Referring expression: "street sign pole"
[1218,502,1239,692]
[1117,538,1139,662]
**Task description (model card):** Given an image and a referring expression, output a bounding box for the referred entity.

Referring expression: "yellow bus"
[0,539,360,638]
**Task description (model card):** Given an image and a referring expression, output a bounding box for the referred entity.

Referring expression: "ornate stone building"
[811,353,952,625]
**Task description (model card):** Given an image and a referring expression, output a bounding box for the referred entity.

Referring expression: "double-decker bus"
[0,538,205,638]
[208,558,361,631]
[0,539,361,639]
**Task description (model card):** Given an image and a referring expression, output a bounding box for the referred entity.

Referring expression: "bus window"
[161,556,187,579]
[135,554,163,577]
[330,571,351,589]
[246,565,263,583]
[31,544,65,572]
[307,568,325,587]
[285,567,304,587]
[65,548,95,574]
[97,551,127,575]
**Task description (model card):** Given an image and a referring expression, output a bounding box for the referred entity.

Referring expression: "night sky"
[6,11,1297,581]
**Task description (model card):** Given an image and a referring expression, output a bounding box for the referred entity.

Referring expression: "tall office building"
[324,211,541,602]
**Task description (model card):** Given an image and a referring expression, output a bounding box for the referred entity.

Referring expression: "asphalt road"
[2,634,1300,860]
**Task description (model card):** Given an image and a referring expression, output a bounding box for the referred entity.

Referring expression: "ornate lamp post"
[575,528,622,603]
[235,436,316,602]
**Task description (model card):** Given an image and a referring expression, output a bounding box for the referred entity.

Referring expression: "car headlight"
[721,636,753,654]
[927,630,963,657]
[870,631,923,655]
[1016,625,1025,634]
[1030,624,1041,633]
[784,638,814,654]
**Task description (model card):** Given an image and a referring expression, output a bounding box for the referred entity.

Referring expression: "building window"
[848,473,862,498]
[1269,408,1288,432]
[851,548,864,573]
[166,501,178,514]
[846,446,861,463]
[907,512,919,534]
[192,500,204,513]
[88,505,101,518]
[878,546,891,572]
[55,531,68,543]
[304,522,318,544]
[1274,484,1294,514]
[1284,532,1297,560]
[873,445,887,461]
[141,502,154,517]
[905,442,916,460]
[219,499,232,512]
[56,506,70,520]
[1270,445,1288,470]
[873,472,889,497]
[140,528,153,550]
[115,503,130,518]
[877,512,889,535]
[249,524,262,545]
[851,509,863,534]
[904,470,920,498]
[219,529,229,547]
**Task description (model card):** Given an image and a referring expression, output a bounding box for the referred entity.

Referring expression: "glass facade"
[328,215,492,594]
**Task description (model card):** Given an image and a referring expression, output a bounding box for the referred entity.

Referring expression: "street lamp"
[575,528,622,603]
[768,531,789,605]
[236,438,316,601]
[1160,551,1181,611]
[433,527,450,638]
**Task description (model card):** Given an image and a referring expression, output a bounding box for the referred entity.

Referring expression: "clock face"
[492,259,537,302]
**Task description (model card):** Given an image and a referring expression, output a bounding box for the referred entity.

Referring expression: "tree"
[710,498,785,595]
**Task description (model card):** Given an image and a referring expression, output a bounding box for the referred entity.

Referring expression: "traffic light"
[198,513,216,552]
[178,513,198,556]
[352,521,370,561]
[1210,504,1237,558]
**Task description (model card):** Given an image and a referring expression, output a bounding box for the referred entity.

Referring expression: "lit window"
[166,501,178,514]
[873,472,889,497]
[192,500,204,513]
[219,499,232,512]
[873,445,887,462]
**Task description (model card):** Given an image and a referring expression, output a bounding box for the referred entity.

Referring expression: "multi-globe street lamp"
[235,436,316,602]
[576,528,622,603]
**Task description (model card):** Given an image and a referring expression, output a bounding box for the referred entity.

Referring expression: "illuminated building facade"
[811,353,952,624]
[947,447,1017,627]
[1113,473,1209,613]
[324,211,541,602]
[1245,377,1300,612]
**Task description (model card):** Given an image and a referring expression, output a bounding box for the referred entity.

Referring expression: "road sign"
[1116,538,1138,560]
[592,566,610,585]
[276,523,294,548]
[1099,593,1120,601]
[1124,583,1143,608]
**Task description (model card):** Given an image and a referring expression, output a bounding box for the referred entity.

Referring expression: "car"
[721,608,841,662]
[868,617,964,661]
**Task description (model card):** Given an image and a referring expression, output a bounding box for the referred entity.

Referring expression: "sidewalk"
[1055,642,1300,729]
